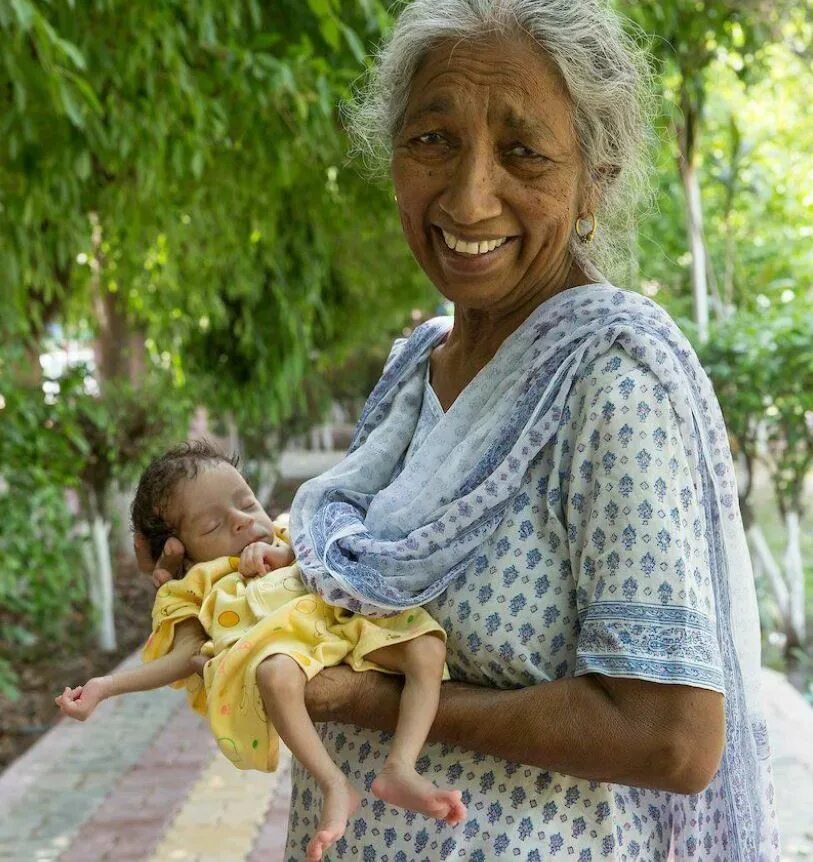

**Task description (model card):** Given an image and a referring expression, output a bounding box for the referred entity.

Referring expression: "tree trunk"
[90,513,117,652]
[783,509,806,650]
[679,158,710,344]
[77,500,117,652]
[88,211,146,390]
[746,522,790,621]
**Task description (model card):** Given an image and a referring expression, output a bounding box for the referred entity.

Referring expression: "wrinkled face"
[391,36,590,310]
[169,462,274,564]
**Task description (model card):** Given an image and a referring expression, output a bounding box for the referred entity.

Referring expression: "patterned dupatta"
[289,283,778,860]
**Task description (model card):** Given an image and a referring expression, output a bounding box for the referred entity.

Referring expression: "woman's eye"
[415,132,446,145]
[507,144,544,159]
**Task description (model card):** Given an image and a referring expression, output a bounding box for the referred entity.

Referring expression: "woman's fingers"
[133,530,155,575]
[136,531,186,587]
[152,537,186,588]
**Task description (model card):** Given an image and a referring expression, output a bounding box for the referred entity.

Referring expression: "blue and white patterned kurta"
[284,344,778,861]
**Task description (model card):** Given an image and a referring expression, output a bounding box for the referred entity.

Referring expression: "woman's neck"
[439,261,591,375]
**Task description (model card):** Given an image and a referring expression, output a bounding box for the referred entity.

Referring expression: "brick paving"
[762,668,813,860]
[0,650,291,862]
[0,660,809,861]
[59,701,213,862]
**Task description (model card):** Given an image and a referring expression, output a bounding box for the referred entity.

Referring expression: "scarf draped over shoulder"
[289,283,776,860]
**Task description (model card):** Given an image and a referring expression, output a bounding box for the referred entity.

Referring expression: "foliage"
[3,0,811,671]
[0,354,88,657]
[1,0,434,434]
[697,302,813,516]
[0,348,191,669]
[625,3,813,320]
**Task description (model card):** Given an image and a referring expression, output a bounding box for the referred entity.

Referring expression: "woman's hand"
[134,531,186,588]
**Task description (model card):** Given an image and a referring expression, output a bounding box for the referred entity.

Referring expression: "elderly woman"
[145,1,779,859]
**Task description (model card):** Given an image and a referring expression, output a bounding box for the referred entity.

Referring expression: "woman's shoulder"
[568,344,670,416]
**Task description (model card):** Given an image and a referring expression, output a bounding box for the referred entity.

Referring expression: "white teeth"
[441,230,509,255]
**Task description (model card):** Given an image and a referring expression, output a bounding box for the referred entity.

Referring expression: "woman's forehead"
[405,38,573,135]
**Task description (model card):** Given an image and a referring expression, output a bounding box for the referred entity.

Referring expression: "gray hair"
[342,0,657,283]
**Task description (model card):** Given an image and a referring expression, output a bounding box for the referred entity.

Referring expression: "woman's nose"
[439,144,502,226]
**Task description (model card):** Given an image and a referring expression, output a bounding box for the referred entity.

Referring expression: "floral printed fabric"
[285,337,779,860]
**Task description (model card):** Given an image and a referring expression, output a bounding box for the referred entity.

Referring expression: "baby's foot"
[307,777,361,862]
[371,761,467,825]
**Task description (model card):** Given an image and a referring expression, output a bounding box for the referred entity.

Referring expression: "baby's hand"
[55,676,113,721]
[238,540,294,578]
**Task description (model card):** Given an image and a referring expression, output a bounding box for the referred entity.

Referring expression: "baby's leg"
[256,655,360,862]
[364,634,466,825]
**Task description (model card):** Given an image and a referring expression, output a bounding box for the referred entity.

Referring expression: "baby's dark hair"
[131,439,240,564]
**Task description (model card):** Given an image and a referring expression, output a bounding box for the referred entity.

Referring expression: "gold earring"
[394,193,398,203]
[575,213,596,243]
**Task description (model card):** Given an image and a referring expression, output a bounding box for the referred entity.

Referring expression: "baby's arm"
[55,618,206,721]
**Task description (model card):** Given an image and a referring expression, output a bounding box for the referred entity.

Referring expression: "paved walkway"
[2,454,811,860]
[0,660,810,861]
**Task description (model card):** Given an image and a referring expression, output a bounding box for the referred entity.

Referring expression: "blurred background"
[0,0,811,786]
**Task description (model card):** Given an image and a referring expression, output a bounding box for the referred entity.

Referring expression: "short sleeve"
[562,349,724,693]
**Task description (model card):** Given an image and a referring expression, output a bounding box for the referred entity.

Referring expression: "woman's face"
[391,36,591,312]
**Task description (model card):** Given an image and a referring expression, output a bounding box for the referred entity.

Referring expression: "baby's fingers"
[240,546,266,577]
[61,703,88,720]
[238,548,255,577]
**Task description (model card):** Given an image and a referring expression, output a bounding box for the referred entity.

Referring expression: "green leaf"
[9,0,33,31]
[340,23,366,65]
[191,150,204,179]
[55,78,84,128]
[54,34,86,70]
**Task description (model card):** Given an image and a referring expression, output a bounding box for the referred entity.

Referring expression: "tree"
[1,0,440,649]
[624,0,792,340]
[1,0,435,412]
[699,307,813,652]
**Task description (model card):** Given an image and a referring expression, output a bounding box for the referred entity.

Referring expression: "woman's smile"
[431,225,519,275]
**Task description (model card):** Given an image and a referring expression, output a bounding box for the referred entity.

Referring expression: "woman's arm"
[305,666,725,794]
[57,619,207,720]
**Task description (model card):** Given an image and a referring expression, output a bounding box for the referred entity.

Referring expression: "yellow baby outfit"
[142,518,448,773]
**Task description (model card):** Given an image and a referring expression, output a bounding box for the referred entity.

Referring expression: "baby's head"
[131,440,275,569]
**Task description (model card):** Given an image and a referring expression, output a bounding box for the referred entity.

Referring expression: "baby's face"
[169,462,275,564]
